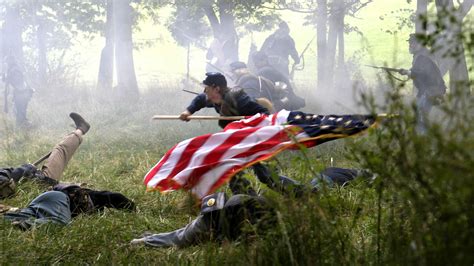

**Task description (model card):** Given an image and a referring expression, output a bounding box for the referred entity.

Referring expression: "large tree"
[1,4,24,69]
[1,1,103,90]
[96,0,163,97]
[167,0,278,66]
[278,0,372,91]
[112,0,139,99]
[410,0,472,93]
[432,0,472,93]
[97,0,114,91]
[316,0,328,90]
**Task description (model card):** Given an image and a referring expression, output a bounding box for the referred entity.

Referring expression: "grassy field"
[1,80,473,264]
[1,1,474,264]
[0,89,347,264]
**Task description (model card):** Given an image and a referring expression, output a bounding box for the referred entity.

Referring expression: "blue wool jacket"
[186,89,269,128]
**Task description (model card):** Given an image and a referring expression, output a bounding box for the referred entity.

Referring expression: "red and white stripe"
[144,110,311,199]
[223,109,291,131]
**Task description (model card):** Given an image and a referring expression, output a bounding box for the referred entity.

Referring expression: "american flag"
[144,110,378,199]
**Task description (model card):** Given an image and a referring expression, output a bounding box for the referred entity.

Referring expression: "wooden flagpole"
[152,115,245,121]
[152,113,394,121]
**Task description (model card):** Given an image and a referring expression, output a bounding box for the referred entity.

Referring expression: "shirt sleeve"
[186,93,213,114]
[143,215,211,248]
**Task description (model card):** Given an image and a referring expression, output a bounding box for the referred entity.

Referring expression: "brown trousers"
[41,130,83,181]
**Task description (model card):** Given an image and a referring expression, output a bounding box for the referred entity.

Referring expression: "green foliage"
[1,77,474,264]
[166,0,280,48]
[350,83,474,264]
[166,4,210,48]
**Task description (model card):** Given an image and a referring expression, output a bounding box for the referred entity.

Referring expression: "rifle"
[181,75,202,95]
[32,152,52,166]
[290,34,316,79]
[364,65,404,73]
[182,89,199,95]
[364,65,410,82]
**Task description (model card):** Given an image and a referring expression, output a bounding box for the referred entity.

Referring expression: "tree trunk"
[218,2,239,62]
[97,0,114,91]
[203,2,239,65]
[113,0,139,100]
[316,0,328,91]
[334,1,349,91]
[326,0,344,90]
[415,0,428,34]
[337,13,345,68]
[434,0,471,94]
[2,5,24,63]
[202,4,220,37]
[37,20,47,88]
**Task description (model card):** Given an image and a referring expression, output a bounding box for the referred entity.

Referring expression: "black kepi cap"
[202,72,227,87]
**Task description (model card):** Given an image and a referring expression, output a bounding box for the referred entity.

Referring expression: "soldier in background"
[260,21,300,79]
[229,61,283,112]
[2,56,33,127]
[399,34,447,133]
[252,51,305,110]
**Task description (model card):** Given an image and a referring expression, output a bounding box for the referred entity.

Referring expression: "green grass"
[0,87,362,264]
[1,82,473,264]
[1,1,473,263]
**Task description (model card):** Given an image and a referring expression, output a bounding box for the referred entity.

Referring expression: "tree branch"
[259,3,315,14]
[459,0,473,18]
[202,3,220,37]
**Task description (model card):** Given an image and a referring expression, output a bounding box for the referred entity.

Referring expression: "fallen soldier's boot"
[69,112,90,134]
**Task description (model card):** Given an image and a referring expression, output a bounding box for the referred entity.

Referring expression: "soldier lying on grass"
[131,167,373,248]
[0,113,135,230]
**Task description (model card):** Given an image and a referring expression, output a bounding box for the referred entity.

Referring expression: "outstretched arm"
[86,190,136,211]
[131,215,212,248]
[289,38,300,64]
[185,93,212,114]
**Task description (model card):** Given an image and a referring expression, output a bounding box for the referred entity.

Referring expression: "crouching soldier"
[179,72,270,129]
[252,51,306,110]
[131,192,276,248]
[229,61,284,112]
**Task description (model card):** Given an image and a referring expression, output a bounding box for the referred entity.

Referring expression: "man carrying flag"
[179,72,304,196]
[145,109,378,200]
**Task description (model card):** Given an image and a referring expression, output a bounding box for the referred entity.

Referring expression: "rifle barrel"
[32,152,52,166]
[364,65,401,72]
[182,89,199,95]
